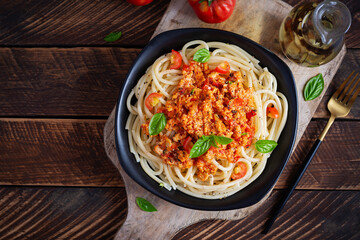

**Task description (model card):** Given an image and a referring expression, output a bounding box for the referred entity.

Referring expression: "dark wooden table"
[0,0,359,239]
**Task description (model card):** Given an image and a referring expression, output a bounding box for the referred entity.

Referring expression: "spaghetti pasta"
[126,41,288,199]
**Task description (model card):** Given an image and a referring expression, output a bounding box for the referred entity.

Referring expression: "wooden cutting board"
[104,0,346,239]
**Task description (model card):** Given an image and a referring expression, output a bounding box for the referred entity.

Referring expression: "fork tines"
[333,71,360,107]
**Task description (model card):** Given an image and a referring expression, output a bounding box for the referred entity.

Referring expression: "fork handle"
[262,138,322,234]
[319,115,336,141]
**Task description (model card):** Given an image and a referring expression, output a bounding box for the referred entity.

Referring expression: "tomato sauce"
[143,61,256,181]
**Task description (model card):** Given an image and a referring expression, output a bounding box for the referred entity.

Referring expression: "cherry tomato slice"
[267,106,279,118]
[231,162,247,180]
[183,136,193,154]
[145,93,163,111]
[215,61,230,74]
[170,50,182,69]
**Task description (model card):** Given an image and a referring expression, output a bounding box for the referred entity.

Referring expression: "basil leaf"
[149,113,166,135]
[193,48,210,63]
[104,32,122,42]
[213,135,233,145]
[189,136,211,158]
[255,140,278,153]
[304,73,324,101]
[241,132,248,136]
[210,137,219,148]
[136,197,157,212]
[189,135,233,158]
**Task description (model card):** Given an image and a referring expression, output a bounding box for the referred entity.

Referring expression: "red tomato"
[246,110,256,120]
[231,162,247,180]
[215,61,230,74]
[183,136,193,154]
[267,106,279,118]
[170,50,182,69]
[126,0,153,6]
[145,93,163,111]
[187,0,236,23]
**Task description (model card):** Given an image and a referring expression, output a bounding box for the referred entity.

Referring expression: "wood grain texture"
[0,187,358,240]
[279,119,360,190]
[0,118,123,186]
[173,190,360,240]
[0,0,358,48]
[0,47,140,116]
[0,0,169,46]
[0,187,127,240]
[0,118,359,189]
[0,0,358,239]
[0,47,359,118]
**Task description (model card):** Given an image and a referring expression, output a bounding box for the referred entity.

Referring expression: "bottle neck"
[301,8,330,49]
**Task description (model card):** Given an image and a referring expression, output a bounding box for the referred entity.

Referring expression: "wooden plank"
[0,0,358,48]
[0,48,359,118]
[279,119,360,190]
[0,0,169,46]
[0,47,140,116]
[173,190,360,240]
[0,119,123,187]
[0,187,358,239]
[0,119,359,190]
[0,187,127,240]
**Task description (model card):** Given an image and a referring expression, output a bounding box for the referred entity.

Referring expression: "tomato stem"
[198,0,213,6]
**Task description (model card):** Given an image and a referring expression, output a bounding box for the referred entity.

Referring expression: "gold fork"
[263,71,360,234]
[320,71,360,140]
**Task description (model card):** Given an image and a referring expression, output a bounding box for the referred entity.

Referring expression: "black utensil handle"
[262,139,322,234]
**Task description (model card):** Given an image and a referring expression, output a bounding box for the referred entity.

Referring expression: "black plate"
[115,28,298,210]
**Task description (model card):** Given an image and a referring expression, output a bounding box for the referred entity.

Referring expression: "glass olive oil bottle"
[279,0,351,67]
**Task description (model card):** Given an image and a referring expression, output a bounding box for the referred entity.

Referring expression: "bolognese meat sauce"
[142,61,256,181]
